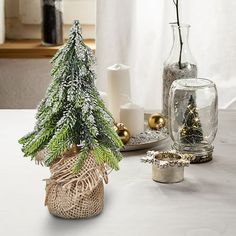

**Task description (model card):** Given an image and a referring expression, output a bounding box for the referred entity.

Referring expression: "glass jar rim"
[173,78,216,89]
[170,23,191,28]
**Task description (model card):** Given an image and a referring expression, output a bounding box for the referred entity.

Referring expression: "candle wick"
[114,64,121,70]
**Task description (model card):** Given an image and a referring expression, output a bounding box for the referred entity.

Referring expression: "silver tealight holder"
[141,150,191,183]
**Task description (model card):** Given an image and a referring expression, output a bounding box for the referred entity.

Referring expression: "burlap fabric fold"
[44,152,108,219]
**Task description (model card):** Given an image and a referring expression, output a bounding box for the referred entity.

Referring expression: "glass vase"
[168,78,218,163]
[41,0,63,46]
[162,24,197,118]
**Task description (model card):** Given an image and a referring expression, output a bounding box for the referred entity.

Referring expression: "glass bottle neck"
[165,24,196,67]
[172,24,190,49]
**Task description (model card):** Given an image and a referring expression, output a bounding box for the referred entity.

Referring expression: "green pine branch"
[93,145,119,171]
[19,20,123,172]
[22,128,54,157]
[73,148,89,173]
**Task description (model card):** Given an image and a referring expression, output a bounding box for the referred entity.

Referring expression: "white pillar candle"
[120,103,144,137]
[107,64,131,122]
[0,0,5,44]
[99,91,109,109]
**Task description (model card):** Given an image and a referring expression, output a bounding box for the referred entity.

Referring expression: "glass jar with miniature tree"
[162,0,197,118]
[168,78,218,163]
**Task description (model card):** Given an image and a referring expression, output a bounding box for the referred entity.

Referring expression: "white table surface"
[0,110,236,236]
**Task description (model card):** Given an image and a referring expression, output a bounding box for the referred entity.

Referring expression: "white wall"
[0,59,51,108]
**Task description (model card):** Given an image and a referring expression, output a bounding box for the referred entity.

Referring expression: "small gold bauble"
[148,113,166,130]
[114,123,131,145]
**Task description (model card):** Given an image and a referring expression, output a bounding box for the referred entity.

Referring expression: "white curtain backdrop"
[96,0,236,110]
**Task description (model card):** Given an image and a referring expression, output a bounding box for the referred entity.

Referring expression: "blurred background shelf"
[0,39,95,58]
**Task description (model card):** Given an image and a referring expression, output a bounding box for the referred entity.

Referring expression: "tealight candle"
[120,103,144,136]
[107,64,131,122]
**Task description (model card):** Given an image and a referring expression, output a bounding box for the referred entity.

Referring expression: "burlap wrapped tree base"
[44,151,108,219]
[45,179,104,219]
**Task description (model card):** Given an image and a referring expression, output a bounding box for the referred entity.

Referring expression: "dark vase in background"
[41,0,63,46]
[162,24,197,118]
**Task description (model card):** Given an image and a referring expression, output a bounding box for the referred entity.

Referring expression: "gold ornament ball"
[114,123,131,145]
[148,113,166,130]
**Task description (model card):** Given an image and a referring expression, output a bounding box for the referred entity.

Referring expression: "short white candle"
[120,103,144,137]
[107,64,131,122]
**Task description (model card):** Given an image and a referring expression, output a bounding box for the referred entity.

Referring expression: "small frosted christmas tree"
[180,95,204,144]
[19,20,123,172]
